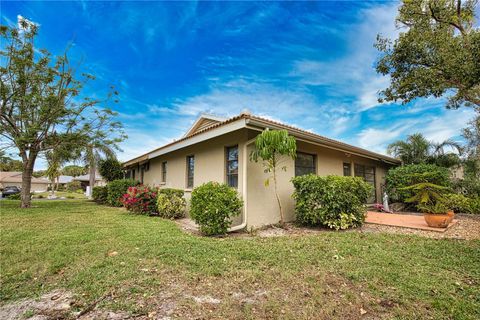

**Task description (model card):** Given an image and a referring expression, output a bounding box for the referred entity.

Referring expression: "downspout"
[228,138,256,232]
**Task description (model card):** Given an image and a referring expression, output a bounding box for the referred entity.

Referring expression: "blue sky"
[1,1,476,169]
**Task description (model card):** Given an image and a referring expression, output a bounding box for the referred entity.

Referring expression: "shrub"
[190,182,243,236]
[6,193,21,200]
[107,179,137,207]
[92,186,108,204]
[452,178,480,198]
[292,175,372,230]
[157,189,186,219]
[443,194,480,214]
[385,164,450,203]
[65,180,82,192]
[121,185,158,214]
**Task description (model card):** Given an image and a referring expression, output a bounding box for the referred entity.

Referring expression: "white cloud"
[290,3,401,112]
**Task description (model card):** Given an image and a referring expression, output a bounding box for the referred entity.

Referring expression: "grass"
[1,200,479,319]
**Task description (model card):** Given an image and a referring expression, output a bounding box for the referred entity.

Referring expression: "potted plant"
[401,182,452,228]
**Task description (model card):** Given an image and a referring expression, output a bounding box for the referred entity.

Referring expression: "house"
[73,173,106,190]
[41,175,74,189]
[0,172,50,192]
[124,112,401,228]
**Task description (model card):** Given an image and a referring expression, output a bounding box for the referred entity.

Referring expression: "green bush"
[65,181,82,192]
[106,179,137,207]
[292,175,372,230]
[443,194,480,214]
[190,182,243,236]
[6,193,21,200]
[92,186,108,204]
[157,189,186,219]
[385,164,450,203]
[98,158,124,182]
[158,188,185,198]
[452,178,480,198]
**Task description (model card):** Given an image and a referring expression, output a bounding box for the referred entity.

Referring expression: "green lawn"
[1,200,479,319]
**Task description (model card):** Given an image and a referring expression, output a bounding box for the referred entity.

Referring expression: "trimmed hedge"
[92,186,108,204]
[190,182,243,236]
[107,179,137,207]
[157,188,186,219]
[292,175,372,230]
[385,164,450,203]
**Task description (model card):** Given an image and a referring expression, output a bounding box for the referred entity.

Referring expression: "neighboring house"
[73,173,106,190]
[0,172,50,192]
[41,175,74,189]
[124,112,401,228]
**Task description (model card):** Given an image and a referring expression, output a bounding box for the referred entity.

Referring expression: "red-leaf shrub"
[121,185,158,214]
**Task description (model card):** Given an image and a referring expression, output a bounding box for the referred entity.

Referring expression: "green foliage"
[158,188,185,198]
[120,185,158,214]
[65,181,82,192]
[385,164,450,203]
[92,186,108,204]
[387,133,462,167]
[6,193,21,200]
[0,151,22,171]
[190,182,243,236]
[401,182,449,214]
[250,129,297,224]
[291,175,372,230]
[375,0,480,109]
[61,165,86,177]
[0,18,125,208]
[157,189,186,219]
[443,193,480,214]
[98,158,124,182]
[452,178,480,198]
[106,179,137,207]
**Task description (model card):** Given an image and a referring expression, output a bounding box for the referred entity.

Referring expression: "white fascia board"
[149,118,247,159]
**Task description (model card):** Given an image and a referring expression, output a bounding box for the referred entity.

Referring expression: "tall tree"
[250,129,297,225]
[387,133,462,166]
[0,150,23,171]
[98,158,124,182]
[462,113,480,178]
[375,0,479,110]
[0,18,122,207]
[61,165,86,177]
[79,108,126,197]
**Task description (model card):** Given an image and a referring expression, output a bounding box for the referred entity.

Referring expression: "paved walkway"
[365,211,457,232]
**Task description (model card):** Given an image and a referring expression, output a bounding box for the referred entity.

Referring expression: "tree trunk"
[272,166,284,225]
[88,162,96,198]
[20,152,37,208]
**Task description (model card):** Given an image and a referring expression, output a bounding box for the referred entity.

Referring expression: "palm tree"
[387,133,462,167]
[83,141,117,197]
[45,151,63,197]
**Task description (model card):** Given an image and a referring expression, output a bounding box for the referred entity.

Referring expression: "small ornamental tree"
[250,129,296,225]
[99,158,124,182]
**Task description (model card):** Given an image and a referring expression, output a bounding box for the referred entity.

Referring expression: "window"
[226,146,238,188]
[162,161,167,183]
[186,155,195,188]
[343,163,351,176]
[354,164,376,202]
[295,152,316,176]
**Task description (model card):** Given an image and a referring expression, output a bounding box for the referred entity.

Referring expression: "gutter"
[228,138,256,232]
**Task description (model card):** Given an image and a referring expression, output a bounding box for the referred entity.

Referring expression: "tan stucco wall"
[137,129,249,225]
[245,139,393,227]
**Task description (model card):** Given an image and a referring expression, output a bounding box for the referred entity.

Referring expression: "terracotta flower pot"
[446,210,455,224]
[424,213,449,228]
